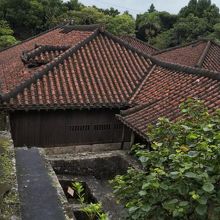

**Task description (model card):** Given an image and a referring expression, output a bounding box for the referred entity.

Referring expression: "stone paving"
[15,147,66,220]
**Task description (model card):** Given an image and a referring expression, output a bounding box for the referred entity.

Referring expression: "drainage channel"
[47,151,140,220]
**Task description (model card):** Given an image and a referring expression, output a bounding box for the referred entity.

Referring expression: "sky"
[75,0,220,17]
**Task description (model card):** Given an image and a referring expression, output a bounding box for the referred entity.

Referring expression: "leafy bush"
[111,99,220,219]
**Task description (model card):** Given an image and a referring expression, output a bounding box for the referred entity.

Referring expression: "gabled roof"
[120,35,159,55]
[0,24,98,94]
[117,64,220,139]
[154,39,220,72]
[1,29,153,110]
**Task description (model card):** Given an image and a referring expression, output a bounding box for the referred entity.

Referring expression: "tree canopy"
[0,20,17,49]
[136,0,220,48]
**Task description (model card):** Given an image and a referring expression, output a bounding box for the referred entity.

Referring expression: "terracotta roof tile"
[202,43,220,72]
[120,35,158,55]
[117,65,220,139]
[2,30,152,109]
[154,40,208,67]
[154,40,220,72]
[0,25,97,94]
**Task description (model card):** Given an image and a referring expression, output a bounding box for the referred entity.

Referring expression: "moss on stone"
[0,136,20,219]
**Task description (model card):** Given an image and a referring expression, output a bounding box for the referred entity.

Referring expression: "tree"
[0,0,67,39]
[207,23,220,42]
[148,3,156,13]
[0,20,17,49]
[111,99,220,219]
[136,12,161,42]
[179,0,220,23]
[64,0,84,11]
[107,13,135,35]
[150,29,175,49]
[98,7,120,17]
[173,14,209,44]
[158,12,177,31]
[71,7,110,25]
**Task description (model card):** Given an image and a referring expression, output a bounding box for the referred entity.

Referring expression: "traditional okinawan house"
[0,24,154,148]
[119,35,159,55]
[1,24,220,148]
[117,63,220,145]
[154,39,220,72]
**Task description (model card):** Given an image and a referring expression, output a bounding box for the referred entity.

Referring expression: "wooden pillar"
[130,131,135,148]
[120,125,125,149]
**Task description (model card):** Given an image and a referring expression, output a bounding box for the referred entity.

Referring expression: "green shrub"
[111,99,220,219]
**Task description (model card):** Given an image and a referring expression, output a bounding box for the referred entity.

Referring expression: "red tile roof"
[1,29,152,109]
[0,24,97,94]
[117,65,220,139]
[120,35,158,55]
[154,39,220,73]
[154,40,208,67]
[1,24,220,141]
[21,45,70,66]
[201,42,220,72]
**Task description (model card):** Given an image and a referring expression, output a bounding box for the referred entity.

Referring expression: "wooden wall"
[10,109,131,147]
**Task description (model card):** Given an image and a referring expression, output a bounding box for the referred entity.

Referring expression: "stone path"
[15,148,66,220]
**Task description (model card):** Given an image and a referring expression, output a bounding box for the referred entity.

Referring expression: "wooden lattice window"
[94,124,111,130]
[69,125,90,131]
[114,124,123,129]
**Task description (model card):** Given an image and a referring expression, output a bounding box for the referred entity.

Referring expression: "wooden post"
[130,131,135,148]
[120,125,125,149]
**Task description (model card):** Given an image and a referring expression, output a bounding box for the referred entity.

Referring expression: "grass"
[0,136,20,219]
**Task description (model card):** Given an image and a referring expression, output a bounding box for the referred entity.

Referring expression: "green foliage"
[136,0,220,48]
[111,99,220,219]
[72,181,85,204]
[71,7,109,25]
[148,4,156,13]
[173,14,209,44]
[106,13,135,36]
[0,20,17,49]
[64,0,84,11]
[149,29,175,49]
[207,23,220,41]
[136,12,161,42]
[70,7,135,35]
[179,0,220,23]
[71,181,108,220]
[96,7,120,17]
[81,203,108,220]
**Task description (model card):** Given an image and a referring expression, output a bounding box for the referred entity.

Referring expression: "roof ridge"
[195,41,211,68]
[0,23,101,54]
[153,39,207,56]
[129,65,156,105]
[121,35,159,51]
[21,45,70,63]
[103,31,153,60]
[120,99,160,116]
[151,57,220,81]
[1,29,100,102]
[60,24,102,32]
[0,23,67,53]
[103,32,220,81]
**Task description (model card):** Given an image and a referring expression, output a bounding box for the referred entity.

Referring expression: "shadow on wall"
[0,112,7,131]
